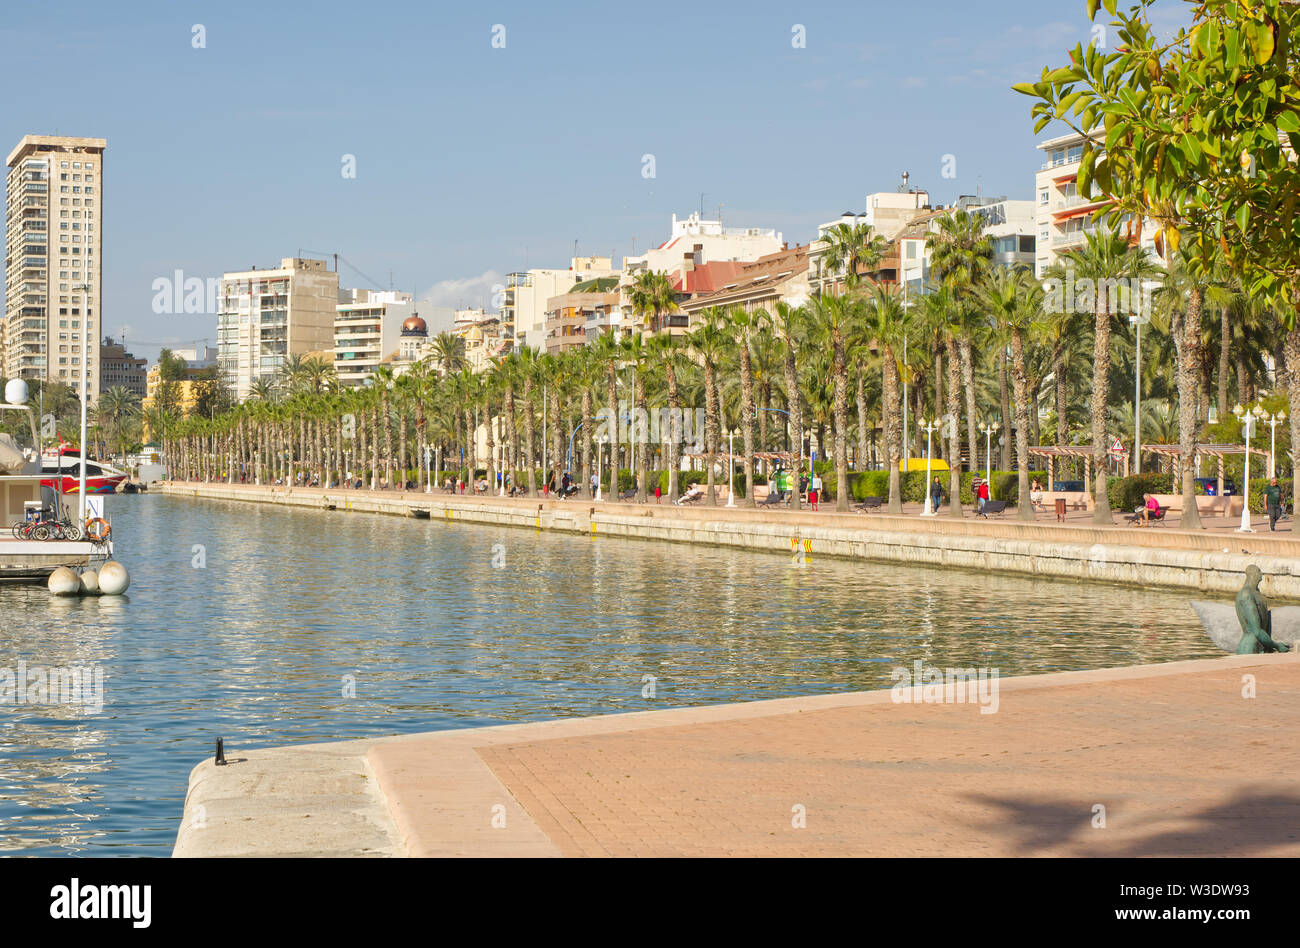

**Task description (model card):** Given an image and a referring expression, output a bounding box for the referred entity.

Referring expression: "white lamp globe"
[4,379,29,406]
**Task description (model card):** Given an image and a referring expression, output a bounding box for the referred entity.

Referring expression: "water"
[0,493,1217,856]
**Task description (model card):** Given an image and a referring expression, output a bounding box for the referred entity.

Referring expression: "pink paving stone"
[365,654,1300,857]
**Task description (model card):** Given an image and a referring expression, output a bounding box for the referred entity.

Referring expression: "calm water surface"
[0,494,1216,856]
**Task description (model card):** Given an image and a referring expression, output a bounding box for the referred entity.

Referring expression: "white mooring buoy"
[97,561,130,596]
[47,567,81,596]
[79,569,100,595]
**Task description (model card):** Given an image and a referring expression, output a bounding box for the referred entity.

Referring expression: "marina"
[0,492,1221,856]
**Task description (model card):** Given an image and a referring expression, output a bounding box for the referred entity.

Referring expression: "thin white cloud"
[419,269,504,312]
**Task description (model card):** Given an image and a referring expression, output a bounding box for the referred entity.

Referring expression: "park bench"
[1125,504,1167,526]
[854,496,884,512]
[976,500,1008,518]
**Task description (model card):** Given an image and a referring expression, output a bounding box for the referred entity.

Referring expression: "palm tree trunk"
[1010,328,1033,522]
[884,346,902,513]
[634,370,648,503]
[666,361,681,503]
[784,350,803,511]
[999,348,1012,471]
[1284,326,1300,521]
[1218,306,1231,421]
[856,369,868,473]
[832,333,850,512]
[705,361,719,506]
[740,340,756,508]
[524,380,536,497]
[960,337,978,483]
[1091,301,1115,523]
[581,389,593,498]
[945,336,962,517]
[1177,289,1205,529]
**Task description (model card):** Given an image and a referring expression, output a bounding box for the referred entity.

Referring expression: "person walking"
[1266,476,1283,531]
[809,471,820,511]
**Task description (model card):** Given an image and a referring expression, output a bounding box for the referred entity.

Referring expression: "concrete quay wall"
[158,482,1300,598]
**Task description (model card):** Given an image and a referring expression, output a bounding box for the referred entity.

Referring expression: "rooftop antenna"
[700,193,705,219]
[899,170,911,193]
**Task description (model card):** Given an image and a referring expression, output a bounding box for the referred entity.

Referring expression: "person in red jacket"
[975,478,990,514]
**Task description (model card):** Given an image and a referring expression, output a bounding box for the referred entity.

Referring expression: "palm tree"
[927,208,994,474]
[430,332,467,378]
[95,386,140,466]
[770,302,806,510]
[867,284,911,513]
[620,332,650,502]
[918,287,965,516]
[727,305,768,507]
[806,293,859,511]
[688,309,731,506]
[590,331,622,499]
[820,221,888,294]
[977,267,1042,522]
[647,331,686,501]
[627,269,678,334]
[1061,230,1158,523]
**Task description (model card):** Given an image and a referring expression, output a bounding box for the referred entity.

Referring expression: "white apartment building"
[504,256,618,349]
[3,135,106,393]
[623,212,783,277]
[217,257,340,400]
[334,289,412,387]
[1034,130,1159,276]
[897,196,1037,295]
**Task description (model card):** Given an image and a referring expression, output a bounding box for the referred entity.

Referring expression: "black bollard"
[215,737,227,766]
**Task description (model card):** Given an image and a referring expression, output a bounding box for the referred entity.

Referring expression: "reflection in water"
[0,494,1215,855]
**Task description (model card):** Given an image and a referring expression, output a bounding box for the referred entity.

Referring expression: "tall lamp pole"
[1129,312,1150,474]
[1260,408,1287,479]
[1234,403,1259,533]
[74,281,92,522]
[920,418,940,515]
[725,427,737,507]
[978,421,1000,486]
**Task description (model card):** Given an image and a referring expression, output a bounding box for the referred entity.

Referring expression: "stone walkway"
[176,653,1300,857]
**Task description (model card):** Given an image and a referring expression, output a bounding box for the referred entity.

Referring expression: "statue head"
[1245,564,1263,589]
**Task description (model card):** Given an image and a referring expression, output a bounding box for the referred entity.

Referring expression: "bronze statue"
[1234,565,1290,654]
[1191,565,1299,653]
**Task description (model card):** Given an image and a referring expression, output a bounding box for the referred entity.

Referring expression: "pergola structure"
[1026,446,1104,491]
[1140,444,1267,495]
[1028,443,1268,495]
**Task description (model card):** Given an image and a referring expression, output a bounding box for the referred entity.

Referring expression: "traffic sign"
[1109,437,1127,456]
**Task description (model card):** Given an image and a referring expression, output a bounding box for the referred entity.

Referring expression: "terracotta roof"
[669,260,747,295]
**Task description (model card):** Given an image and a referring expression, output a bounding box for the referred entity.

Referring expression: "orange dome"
[401,315,427,333]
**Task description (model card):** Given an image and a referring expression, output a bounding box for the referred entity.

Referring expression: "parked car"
[1052,480,1085,492]
[1193,477,1237,496]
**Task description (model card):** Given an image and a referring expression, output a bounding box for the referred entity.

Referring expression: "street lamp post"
[1129,312,1150,474]
[596,435,606,502]
[726,428,737,507]
[1260,408,1287,479]
[977,421,1000,486]
[1233,404,1259,533]
[73,282,92,522]
[920,418,940,516]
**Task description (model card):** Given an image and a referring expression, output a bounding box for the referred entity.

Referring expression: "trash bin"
[1055,498,1067,523]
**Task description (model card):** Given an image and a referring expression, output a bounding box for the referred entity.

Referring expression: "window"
[60,186,68,193]
[1039,189,1049,204]
[73,174,80,181]
[60,161,68,168]
[85,186,93,194]
[85,162,93,170]
[72,162,80,169]
[60,173,68,181]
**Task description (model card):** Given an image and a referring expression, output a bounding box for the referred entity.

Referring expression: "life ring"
[84,518,111,543]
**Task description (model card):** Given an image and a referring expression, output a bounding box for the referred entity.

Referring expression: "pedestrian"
[590,471,598,496]
[654,483,662,504]
[1266,476,1283,531]
[975,477,990,513]
[930,476,943,512]
[809,472,820,511]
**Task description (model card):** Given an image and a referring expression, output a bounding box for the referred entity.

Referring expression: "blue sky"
[0,0,1189,364]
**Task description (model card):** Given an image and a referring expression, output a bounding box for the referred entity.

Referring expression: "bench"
[1125,505,1167,526]
[976,500,1008,518]
[854,496,884,512]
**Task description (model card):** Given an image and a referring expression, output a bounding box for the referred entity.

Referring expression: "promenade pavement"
[176,653,1300,857]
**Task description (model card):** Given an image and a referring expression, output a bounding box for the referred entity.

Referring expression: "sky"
[0,0,1193,365]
